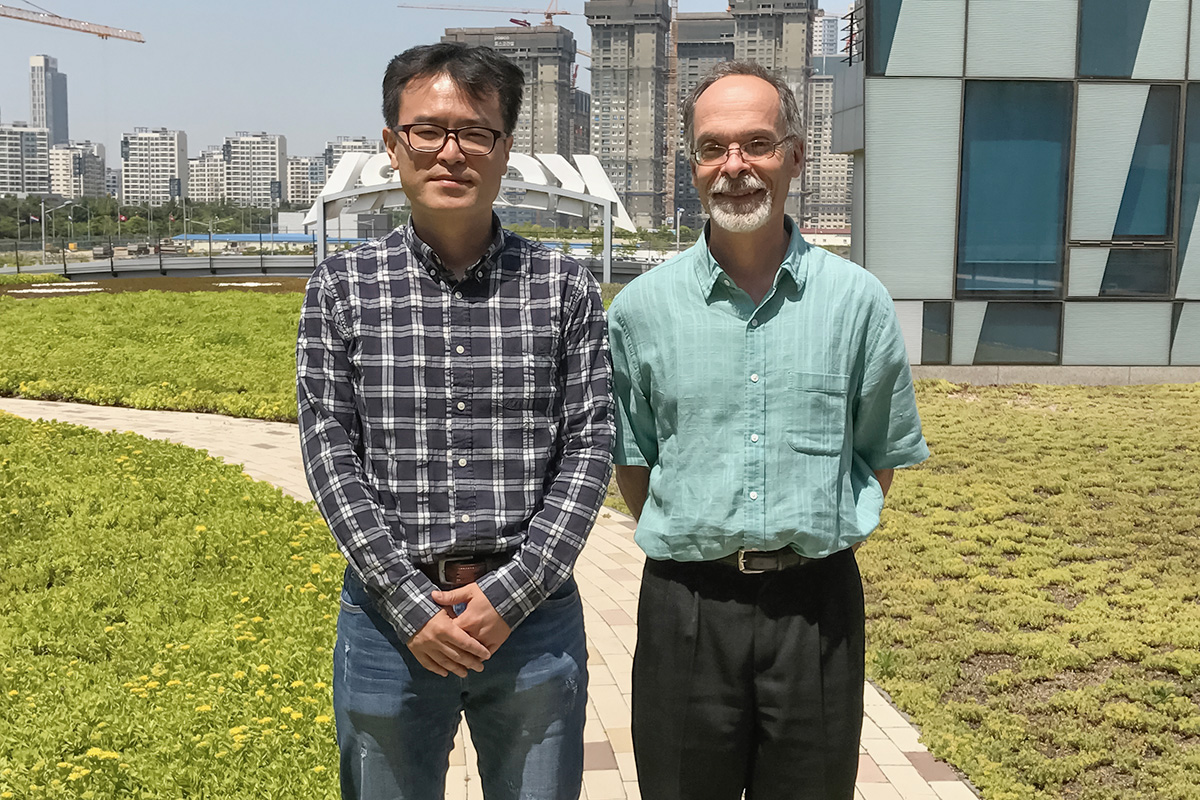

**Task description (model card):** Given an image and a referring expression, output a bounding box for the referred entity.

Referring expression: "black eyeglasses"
[393,123,506,156]
[691,137,792,166]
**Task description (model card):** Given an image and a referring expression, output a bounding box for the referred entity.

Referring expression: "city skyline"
[0,0,851,163]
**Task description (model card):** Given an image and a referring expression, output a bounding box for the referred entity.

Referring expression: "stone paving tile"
[0,397,981,800]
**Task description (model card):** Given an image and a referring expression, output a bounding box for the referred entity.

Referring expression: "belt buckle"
[437,555,475,585]
[736,549,769,574]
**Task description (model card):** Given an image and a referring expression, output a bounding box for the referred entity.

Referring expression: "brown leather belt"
[418,554,512,589]
[715,547,815,574]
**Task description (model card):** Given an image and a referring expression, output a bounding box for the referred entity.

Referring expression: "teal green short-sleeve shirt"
[609,217,929,561]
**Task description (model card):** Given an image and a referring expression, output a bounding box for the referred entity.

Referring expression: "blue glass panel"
[974,303,1061,365]
[868,0,902,76]
[921,302,951,364]
[1113,86,1178,239]
[957,81,1072,295]
[1079,0,1151,78]
[1099,249,1172,296]
[1179,85,1200,287]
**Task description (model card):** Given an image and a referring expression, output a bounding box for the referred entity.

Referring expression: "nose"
[437,132,466,163]
[720,145,751,177]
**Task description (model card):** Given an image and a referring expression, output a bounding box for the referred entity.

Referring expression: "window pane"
[974,303,1061,364]
[1179,84,1200,286]
[921,302,951,364]
[1079,0,1151,78]
[867,0,902,76]
[1113,86,1178,238]
[1099,249,1172,296]
[957,81,1072,295]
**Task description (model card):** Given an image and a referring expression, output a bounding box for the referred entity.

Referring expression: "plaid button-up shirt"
[297,219,613,638]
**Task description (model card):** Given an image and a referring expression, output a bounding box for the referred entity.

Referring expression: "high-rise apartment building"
[323,136,384,173]
[105,167,121,199]
[0,122,49,196]
[224,132,287,207]
[570,88,591,157]
[813,8,842,56]
[187,147,226,203]
[287,155,329,206]
[674,12,735,228]
[586,0,671,227]
[121,127,188,205]
[29,55,68,146]
[442,26,577,156]
[49,141,105,198]
[803,55,852,229]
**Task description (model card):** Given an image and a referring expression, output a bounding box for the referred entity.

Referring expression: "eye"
[742,139,777,158]
[459,128,495,147]
[697,142,726,161]
[409,125,444,142]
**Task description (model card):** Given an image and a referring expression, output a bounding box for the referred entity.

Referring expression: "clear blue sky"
[0,0,850,161]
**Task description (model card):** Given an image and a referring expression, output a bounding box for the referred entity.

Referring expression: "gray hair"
[681,61,805,155]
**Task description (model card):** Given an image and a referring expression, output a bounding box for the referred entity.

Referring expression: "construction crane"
[0,4,143,42]
[397,0,576,28]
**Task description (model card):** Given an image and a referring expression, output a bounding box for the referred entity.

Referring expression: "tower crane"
[0,4,144,42]
[397,0,577,29]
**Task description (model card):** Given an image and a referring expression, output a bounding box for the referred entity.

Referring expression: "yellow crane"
[0,3,143,42]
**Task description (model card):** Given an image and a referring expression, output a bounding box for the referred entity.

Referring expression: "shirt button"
[458,458,467,467]
[749,491,759,500]
[750,373,759,383]
[455,345,465,354]
[460,514,470,523]
[750,433,759,442]
[456,401,466,411]
[723,278,731,286]
[751,319,760,327]
[454,291,463,299]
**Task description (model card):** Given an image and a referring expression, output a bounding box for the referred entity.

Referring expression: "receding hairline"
[690,74,789,137]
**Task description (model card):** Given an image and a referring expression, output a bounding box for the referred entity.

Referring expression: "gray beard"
[705,175,773,233]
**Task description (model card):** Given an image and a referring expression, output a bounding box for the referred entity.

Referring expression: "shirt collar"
[404,213,507,283]
[692,214,810,300]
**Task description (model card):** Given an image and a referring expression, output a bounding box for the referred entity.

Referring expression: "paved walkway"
[0,398,979,800]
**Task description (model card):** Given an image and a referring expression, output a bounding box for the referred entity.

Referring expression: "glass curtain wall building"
[835,0,1200,369]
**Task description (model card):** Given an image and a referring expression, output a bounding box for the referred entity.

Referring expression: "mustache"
[710,174,766,195]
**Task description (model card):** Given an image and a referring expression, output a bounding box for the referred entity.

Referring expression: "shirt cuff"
[477,561,545,631]
[376,571,442,640]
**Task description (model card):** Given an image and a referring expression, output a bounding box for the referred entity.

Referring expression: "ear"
[500,133,514,162]
[383,126,403,170]
[789,139,804,180]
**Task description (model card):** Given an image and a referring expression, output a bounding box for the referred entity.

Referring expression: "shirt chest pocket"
[785,371,849,456]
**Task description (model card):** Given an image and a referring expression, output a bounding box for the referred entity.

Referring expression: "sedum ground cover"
[0,274,67,286]
[0,412,341,799]
[862,381,1200,800]
[0,292,299,421]
[2,289,1200,797]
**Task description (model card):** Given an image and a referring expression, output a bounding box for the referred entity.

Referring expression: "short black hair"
[382,42,525,135]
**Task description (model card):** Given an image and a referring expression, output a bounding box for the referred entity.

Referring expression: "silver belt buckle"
[437,555,474,585]
[736,549,769,574]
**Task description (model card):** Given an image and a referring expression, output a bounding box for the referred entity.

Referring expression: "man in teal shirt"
[609,61,929,800]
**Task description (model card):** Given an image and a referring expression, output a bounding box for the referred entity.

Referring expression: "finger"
[431,587,471,606]
[444,625,492,660]
[431,650,469,678]
[413,652,449,678]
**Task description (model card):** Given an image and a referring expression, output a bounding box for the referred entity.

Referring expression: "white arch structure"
[304,151,636,282]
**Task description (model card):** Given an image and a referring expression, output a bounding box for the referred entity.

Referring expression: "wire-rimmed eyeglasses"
[691,137,792,166]
[393,123,506,156]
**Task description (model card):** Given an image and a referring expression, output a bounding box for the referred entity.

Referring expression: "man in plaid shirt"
[297,42,613,800]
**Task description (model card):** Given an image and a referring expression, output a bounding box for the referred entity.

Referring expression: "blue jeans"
[334,567,588,800]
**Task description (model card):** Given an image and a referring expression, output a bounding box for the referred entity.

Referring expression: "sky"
[0,0,852,161]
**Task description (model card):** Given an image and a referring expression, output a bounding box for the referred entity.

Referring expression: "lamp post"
[41,198,70,265]
[675,207,684,252]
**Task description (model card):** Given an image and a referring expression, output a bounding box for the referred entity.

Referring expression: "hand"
[432,583,512,655]
[406,609,491,678]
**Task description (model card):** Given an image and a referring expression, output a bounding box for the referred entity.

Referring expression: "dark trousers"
[631,549,865,800]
